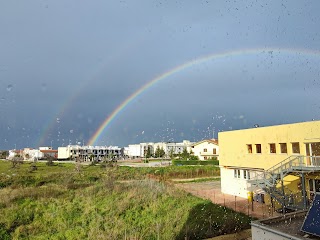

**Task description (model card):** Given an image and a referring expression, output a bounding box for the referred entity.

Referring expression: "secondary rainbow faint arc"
[87,47,320,145]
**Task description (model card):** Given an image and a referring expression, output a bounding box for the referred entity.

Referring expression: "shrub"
[172,160,219,166]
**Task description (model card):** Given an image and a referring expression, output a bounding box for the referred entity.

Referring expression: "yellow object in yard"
[247,191,253,202]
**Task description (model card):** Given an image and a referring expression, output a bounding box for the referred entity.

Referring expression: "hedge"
[172,160,219,166]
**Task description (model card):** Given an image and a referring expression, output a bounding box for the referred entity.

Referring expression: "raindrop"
[70,129,74,134]
[41,83,47,92]
[56,118,60,123]
[6,84,13,92]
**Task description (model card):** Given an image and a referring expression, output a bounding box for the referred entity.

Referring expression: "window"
[292,142,300,154]
[316,180,320,193]
[269,143,276,153]
[243,170,250,180]
[309,179,314,192]
[255,144,262,153]
[237,169,240,178]
[204,156,207,160]
[213,148,216,154]
[280,143,287,153]
[247,144,252,154]
[234,169,237,178]
[203,148,207,152]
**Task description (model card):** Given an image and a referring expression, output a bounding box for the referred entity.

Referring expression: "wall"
[219,121,320,170]
[58,147,70,159]
[192,140,219,160]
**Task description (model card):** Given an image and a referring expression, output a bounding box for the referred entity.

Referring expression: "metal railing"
[249,155,320,210]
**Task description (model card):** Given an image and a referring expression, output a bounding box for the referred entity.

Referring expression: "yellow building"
[218,120,320,211]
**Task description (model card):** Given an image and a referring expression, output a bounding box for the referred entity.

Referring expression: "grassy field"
[0,161,252,239]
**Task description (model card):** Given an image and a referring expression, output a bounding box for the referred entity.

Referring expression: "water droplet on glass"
[56,118,60,123]
[41,83,47,92]
[6,84,13,92]
[70,129,74,134]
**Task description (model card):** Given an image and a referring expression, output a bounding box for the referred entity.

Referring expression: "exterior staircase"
[250,155,320,212]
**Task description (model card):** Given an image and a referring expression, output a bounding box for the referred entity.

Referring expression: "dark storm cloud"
[0,0,320,149]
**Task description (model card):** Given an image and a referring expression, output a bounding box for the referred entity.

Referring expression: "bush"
[172,160,219,166]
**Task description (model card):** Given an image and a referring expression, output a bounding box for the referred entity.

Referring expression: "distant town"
[2,120,320,239]
[4,139,219,162]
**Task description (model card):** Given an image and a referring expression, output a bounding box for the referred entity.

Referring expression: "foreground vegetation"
[0,161,251,239]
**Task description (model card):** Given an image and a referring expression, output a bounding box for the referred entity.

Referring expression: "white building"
[127,144,142,158]
[22,148,44,160]
[58,145,123,161]
[126,140,194,159]
[191,139,219,160]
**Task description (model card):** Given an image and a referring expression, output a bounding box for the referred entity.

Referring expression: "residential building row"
[125,139,219,160]
[56,139,219,161]
[7,147,57,160]
[57,145,123,161]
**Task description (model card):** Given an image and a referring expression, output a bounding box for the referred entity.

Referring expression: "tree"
[145,146,152,159]
[0,151,8,159]
[169,148,175,159]
[181,147,190,159]
[11,155,23,168]
[155,146,162,158]
[159,147,165,158]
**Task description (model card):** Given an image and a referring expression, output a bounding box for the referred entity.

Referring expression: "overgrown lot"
[0,161,251,239]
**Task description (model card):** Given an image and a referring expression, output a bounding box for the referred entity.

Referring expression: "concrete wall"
[58,147,70,159]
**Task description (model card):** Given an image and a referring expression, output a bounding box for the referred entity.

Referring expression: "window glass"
[243,170,247,179]
[315,180,320,193]
[280,143,287,153]
[269,143,276,153]
[255,144,262,154]
[247,145,252,154]
[292,142,300,154]
[309,179,314,192]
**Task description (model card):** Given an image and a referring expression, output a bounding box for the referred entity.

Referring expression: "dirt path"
[174,180,279,220]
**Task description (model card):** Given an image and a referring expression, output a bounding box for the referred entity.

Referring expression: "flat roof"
[219,120,320,135]
[252,210,320,239]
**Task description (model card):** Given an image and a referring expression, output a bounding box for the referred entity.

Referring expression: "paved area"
[174,180,280,219]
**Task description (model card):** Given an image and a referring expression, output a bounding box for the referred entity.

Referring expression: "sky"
[1,0,320,149]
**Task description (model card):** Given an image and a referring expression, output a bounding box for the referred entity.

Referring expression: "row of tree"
[144,146,199,160]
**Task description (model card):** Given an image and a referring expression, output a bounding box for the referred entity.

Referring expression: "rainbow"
[36,35,146,147]
[87,47,320,145]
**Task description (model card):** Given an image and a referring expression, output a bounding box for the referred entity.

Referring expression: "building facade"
[219,121,320,210]
[58,145,123,161]
[191,139,219,160]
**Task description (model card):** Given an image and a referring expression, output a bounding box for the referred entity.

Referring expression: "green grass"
[0,160,251,239]
[173,177,221,183]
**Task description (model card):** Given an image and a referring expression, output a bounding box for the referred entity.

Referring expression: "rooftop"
[251,210,320,239]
